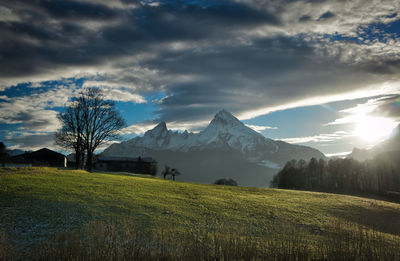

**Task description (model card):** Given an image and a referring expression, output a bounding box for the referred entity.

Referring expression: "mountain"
[348,124,400,161]
[103,110,325,187]
[8,149,25,157]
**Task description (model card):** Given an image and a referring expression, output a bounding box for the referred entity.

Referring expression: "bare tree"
[79,88,126,171]
[56,100,85,169]
[214,178,238,186]
[56,88,126,171]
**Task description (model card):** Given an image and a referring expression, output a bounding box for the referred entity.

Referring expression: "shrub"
[214,178,238,186]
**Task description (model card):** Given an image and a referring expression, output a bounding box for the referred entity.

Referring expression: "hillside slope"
[1,167,400,258]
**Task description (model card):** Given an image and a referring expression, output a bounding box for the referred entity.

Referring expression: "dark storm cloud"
[303,0,327,3]
[138,35,391,122]
[38,0,117,19]
[5,133,56,150]
[1,0,118,20]
[103,3,279,43]
[1,0,400,132]
[0,18,97,77]
[318,11,335,20]
[299,15,311,22]
[0,0,279,79]
[360,57,400,75]
[0,105,60,132]
[0,21,56,40]
[5,111,56,131]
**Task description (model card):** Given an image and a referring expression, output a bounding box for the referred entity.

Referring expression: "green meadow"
[1,167,400,260]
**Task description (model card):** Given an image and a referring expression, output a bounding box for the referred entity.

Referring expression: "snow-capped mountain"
[105,110,321,160]
[103,110,325,187]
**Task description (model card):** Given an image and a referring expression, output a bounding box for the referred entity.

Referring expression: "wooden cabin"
[94,156,157,175]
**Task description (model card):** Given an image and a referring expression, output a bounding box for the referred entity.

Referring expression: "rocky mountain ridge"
[103,110,326,186]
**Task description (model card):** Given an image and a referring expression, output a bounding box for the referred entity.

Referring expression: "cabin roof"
[12,148,66,160]
[97,156,156,163]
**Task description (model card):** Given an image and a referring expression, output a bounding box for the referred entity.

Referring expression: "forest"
[271,151,400,197]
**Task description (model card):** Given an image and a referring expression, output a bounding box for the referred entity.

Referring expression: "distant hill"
[103,110,325,187]
[348,124,400,161]
[8,149,25,157]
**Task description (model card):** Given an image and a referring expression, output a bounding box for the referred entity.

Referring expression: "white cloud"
[245,124,278,133]
[119,122,157,135]
[280,131,352,144]
[105,88,146,103]
[0,85,76,132]
[5,132,58,151]
[238,82,400,121]
[325,151,352,158]
[0,6,20,22]
[0,66,105,91]
[327,96,400,126]
[241,0,400,37]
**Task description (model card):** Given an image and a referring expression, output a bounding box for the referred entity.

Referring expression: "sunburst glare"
[354,116,397,142]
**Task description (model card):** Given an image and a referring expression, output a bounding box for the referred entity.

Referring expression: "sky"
[1,0,400,156]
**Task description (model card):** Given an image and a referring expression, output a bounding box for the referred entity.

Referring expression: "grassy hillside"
[1,167,400,260]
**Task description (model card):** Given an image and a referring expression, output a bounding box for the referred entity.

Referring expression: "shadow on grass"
[0,192,92,255]
[2,216,399,260]
[327,202,400,237]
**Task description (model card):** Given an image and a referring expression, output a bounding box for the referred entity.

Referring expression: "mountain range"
[348,124,400,162]
[103,110,325,187]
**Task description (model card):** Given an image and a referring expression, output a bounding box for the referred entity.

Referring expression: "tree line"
[56,88,125,171]
[271,153,400,196]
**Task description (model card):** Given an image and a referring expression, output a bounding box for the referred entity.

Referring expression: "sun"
[354,116,397,142]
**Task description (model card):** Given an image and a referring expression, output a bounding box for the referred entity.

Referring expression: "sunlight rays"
[354,115,397,142]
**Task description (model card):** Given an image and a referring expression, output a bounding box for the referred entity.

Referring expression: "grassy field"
[1,167,400,260]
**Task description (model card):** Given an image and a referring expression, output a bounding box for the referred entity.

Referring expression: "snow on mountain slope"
[197,110,279,153]
[103,110,325,168]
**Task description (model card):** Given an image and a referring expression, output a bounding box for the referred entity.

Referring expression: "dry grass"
[1,218,398,261]
[1,167,400,260]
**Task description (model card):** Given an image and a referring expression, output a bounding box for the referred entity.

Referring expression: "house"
[66,153,86,168]
[94,156,157,175]
[10,148,67,168]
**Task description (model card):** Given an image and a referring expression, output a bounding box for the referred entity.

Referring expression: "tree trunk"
[86,150,93,172]
[74,150,81,169]
[80,151,85,169]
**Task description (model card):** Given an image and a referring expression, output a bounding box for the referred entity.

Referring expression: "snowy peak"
[194,110,275,154]
[206,110,242,132]
[210,110,244,128]
[203,109,259,138]
[145,121,168,138]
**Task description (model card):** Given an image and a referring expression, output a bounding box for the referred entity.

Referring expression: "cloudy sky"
[1,0,400,156]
